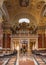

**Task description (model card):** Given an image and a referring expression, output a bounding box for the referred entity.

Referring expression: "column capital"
[3,29,12,34]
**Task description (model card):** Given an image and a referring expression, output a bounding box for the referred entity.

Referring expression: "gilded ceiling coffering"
[1,0,46,34]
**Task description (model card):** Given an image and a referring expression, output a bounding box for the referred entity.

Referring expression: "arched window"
[19,18,30,23]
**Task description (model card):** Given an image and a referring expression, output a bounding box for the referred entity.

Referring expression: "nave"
[0,0,46,65]
[0,50,46,65]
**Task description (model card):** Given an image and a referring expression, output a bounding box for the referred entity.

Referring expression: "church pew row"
[0,49,17,58]
[39,55,46,64]
[32,50,46,56]
[6,56,17,65]
[33,55,46,65]
[32,50,46,65]
[0,49,17,65]
[0,54,17,65]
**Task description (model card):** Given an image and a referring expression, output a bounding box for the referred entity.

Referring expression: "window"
[19,18,30,23]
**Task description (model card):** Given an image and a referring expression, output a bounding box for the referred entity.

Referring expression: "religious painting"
[19,0,29,7]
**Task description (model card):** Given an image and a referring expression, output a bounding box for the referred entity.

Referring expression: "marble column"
[3,33,11,48]
[35,37,38,50]
[44,29,46,48]
[41,29,45,48]
[28,39,31,56]
[0,22,3,48]
[0,13,3,48]
[38,34,42,48]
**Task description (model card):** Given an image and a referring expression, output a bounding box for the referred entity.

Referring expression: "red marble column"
[7,34,11,48]
[3,34,11,48]
[38,34,42,48]
[3,34,5,48]
[44,34,46,48]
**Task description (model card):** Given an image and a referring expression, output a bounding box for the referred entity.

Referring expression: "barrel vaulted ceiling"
[1,0,46,29]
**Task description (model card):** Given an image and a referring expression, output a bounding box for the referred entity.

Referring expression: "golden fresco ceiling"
[0,0,46,34]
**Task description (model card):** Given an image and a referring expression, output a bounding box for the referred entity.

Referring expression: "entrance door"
[20,39,28,55]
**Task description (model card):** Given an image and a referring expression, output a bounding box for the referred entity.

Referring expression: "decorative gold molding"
[38,48,46,50]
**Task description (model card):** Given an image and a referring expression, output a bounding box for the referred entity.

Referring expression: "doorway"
[20,39,28,55]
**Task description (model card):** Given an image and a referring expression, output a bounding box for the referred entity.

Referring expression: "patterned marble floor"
[19,60,35,65]
[19,56,35,65]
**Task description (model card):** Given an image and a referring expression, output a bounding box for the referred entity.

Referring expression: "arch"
[1,1,10,22]
[12,12,37,27]
[41,4,46,17]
